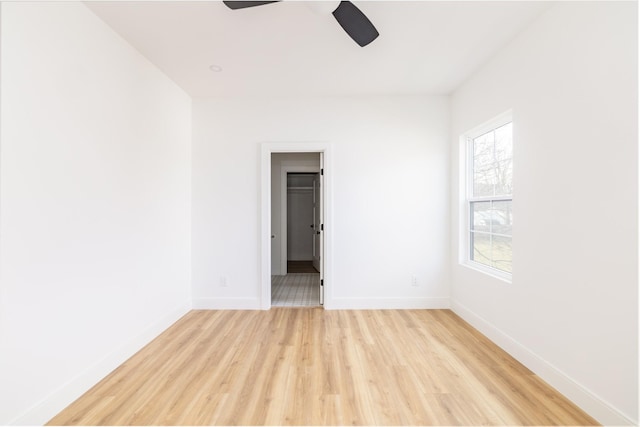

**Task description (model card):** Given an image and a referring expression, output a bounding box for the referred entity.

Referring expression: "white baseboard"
[451,299,636,426]
[9,302,191,426]
[326,297,450,310]
[192,297,261,310]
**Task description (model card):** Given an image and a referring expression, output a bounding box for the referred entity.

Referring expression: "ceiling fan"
[222,1,379,47]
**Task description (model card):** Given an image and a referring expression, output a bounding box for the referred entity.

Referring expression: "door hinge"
[321,224,324,231]
[321,168,324,176]
[321,279,324,287]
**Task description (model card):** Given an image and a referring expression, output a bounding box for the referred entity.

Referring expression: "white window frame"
[462,111,513,282]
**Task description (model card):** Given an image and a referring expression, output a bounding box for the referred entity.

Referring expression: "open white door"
[318,154,324,305]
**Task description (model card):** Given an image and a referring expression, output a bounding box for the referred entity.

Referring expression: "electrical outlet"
[220,276,228,287]
[411,275,418,287]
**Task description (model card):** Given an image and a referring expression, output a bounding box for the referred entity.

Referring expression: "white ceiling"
[86,1,551,97]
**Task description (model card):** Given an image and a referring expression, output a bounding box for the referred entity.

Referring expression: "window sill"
[461,261,512,284]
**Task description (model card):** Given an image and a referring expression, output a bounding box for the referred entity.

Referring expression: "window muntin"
[467,120,513,276]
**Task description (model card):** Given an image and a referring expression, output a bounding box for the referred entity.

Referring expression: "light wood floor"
[48,309,598,426]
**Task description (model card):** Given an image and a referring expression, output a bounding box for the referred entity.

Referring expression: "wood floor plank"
[47,309,599,426]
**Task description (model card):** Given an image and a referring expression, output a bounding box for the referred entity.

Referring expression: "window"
[465,115,513,278]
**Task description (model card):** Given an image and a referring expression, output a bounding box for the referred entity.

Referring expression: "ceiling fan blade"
[332,1,379,47]
[223,1,279,10]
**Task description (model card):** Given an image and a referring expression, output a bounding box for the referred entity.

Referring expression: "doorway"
[261,143,330,310]
[270,156,322,307]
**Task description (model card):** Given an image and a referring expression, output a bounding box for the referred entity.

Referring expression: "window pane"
[493,158,513,196]
[492,235,512,273]
[492,200,512,236]
[473,164,497,197]
[494,123,513,160]
[471,231,492,268]
[473,132,494,166]
[471,201,491,232]
[473,132,496,197]
[494,123,513,196]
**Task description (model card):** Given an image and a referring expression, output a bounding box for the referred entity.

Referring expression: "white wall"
[450,2,637,425]
[271,153,320,275]
[192,96,450,309]
[0,3,192,424]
